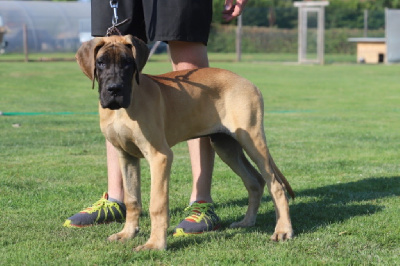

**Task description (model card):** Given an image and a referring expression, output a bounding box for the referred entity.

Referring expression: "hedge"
[208,24,385,54]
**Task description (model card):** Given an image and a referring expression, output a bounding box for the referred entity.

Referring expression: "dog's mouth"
[102,96,124,110]
[100,88,131,110]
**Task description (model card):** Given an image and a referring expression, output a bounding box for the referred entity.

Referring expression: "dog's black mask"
[95,43,138,110]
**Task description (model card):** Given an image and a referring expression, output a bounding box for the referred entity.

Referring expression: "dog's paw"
[270,220,293,241]
[107,232,129,242]
[134,241,166,251]
[270,230,293,242]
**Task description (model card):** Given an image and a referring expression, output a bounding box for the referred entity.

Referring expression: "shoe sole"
[173,224,221,237]
[63,219,125,228]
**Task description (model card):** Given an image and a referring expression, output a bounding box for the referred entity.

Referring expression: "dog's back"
[144,68,263,142]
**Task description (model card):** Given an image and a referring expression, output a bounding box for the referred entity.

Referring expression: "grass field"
[0,54,399,265]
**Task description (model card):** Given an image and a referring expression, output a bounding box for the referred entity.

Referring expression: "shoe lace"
[184,202,213,219]
[82,197,110,214]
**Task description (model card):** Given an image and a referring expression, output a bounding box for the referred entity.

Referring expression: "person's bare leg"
[106,140,124,202]
[169,41,215,203]
[186,138,214,203]
[63,140,125,227]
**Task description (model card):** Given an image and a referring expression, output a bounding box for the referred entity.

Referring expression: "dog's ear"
[124,35,149,76]
[76,37,105,88]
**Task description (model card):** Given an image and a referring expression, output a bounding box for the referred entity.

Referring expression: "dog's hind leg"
[108,152,142,242]
[235,129,293,241]
[210,133,265,228]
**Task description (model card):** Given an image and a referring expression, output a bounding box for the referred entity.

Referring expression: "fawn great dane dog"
[76,35,294,251]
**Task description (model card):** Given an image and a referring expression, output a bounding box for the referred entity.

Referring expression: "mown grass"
[0,55,399,265]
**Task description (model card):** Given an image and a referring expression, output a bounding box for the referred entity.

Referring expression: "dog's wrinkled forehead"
[96,39,134,61]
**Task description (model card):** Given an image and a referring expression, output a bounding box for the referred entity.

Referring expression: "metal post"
[297,7,304,63]
[23,24,28,62]
[236,15,242,62]
[364,9,368,37]
[318,6,325,64]
[299,8,309,63]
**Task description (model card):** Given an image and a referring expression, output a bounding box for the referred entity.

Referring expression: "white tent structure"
[0,1,90,53]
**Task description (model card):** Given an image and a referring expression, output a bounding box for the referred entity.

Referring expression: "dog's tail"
[269,155,295,199]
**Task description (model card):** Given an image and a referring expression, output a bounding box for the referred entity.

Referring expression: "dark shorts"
[91,0,212,45]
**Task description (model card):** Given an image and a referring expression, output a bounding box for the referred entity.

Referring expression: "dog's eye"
[96,59,106,69]
[122,58,134,68]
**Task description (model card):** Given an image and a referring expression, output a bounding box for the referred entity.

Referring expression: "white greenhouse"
[0,1,91,53]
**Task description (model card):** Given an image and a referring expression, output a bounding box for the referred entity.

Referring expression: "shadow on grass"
[238,176,399,233]
[169,176,399,249]
[289,176,399,234]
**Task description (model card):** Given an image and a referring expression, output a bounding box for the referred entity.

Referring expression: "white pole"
[236,15,242,62]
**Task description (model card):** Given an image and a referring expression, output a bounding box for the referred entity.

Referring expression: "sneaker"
[63,192,126,228]
[173,201,221,237]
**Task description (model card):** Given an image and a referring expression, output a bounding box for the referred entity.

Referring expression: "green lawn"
[0,56,399,265]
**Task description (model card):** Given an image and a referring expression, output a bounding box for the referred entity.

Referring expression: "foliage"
[210,0,398,29]
[329,0,400,10]
[212,0,295,25]
[208,25,385,54]
[241,7,298,28]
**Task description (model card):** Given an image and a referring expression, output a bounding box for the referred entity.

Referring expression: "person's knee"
[169,41,208,69]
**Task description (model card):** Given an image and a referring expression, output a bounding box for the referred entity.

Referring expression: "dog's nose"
[107,84,123,95]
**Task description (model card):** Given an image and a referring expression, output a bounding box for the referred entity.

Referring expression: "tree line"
[211,0,400,29]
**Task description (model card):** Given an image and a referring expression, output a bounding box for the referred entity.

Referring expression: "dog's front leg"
[108,152,141,242]
[135,148,173,251]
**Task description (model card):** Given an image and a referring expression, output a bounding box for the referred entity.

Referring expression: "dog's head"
[76,35,149,110]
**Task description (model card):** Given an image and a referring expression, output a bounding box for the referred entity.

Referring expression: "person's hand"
[222,0,249,22]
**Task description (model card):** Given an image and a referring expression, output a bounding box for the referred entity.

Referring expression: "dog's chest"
[101,116,144,158]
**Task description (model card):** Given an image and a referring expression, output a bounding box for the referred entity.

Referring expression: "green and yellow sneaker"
[63,192,126,228]
[173,201,221,237]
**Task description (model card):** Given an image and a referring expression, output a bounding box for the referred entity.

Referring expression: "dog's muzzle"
[99,79,132,110]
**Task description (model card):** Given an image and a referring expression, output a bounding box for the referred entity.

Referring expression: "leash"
[110,0,119,25]
[106,0,130,36]
[104,1,158,61]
